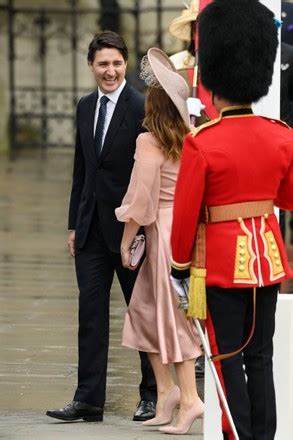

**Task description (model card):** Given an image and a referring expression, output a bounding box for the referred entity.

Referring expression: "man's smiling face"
[89,47,127,94]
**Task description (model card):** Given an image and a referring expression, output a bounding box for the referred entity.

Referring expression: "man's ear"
[88,61,93,72]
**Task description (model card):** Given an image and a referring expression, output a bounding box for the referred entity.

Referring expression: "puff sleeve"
[115,133,164,226]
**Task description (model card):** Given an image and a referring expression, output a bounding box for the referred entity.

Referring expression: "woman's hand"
[121,245,137,271]
[120,218,141,270]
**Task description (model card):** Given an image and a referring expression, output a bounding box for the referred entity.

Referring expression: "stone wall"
[0,0,186,154]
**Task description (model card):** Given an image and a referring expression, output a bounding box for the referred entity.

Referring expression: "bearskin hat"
[198,0,278,103]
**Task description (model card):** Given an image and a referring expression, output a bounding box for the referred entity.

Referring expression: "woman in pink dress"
[115,48,203,435]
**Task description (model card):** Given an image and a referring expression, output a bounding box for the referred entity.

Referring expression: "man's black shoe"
[46,401,103,422]
[133,400,156,421]
[195,355,205,378]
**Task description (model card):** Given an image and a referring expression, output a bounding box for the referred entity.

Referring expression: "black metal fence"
[0,0,183,153]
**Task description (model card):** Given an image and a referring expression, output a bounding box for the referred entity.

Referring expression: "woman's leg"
[159,359,204,434]
[174,358,201,423]
[147,353,175,417]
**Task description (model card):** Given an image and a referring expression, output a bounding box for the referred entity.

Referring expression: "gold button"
[270,238,275,244]
[237,217,243,223]
[271,244,276,251]
[274,252,278,258]
[239,265,245,272]
[264,213,269,219]
[239,257,245,263]
[239,250,246,256]
[239,242,245,248]
[276,260,281,266]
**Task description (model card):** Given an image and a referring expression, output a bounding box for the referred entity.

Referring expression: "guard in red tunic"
[170,1,293,439]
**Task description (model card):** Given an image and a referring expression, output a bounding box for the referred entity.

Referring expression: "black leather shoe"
[195,355,205,378]
[46,401,103,422]
[133,400,156,421]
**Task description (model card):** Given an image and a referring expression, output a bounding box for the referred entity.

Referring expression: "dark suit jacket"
[281,42,293,127]
[68,83,145,252]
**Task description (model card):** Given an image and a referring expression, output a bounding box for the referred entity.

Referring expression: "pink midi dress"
[115,132,201,364]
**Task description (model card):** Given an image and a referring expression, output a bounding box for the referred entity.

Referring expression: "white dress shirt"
[93,79,126,150]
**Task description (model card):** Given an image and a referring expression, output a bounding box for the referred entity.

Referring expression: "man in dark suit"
[46,31,156,423]
[281,42,293,127]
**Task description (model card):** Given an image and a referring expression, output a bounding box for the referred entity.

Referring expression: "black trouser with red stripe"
[206,284,279,440]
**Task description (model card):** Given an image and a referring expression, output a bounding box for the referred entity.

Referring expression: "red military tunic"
[171,106,293,288]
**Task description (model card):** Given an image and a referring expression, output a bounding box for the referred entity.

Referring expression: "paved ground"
[0,150,204,439]
[0,412,204,439]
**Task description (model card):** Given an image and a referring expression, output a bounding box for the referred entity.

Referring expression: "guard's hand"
[187,97,206,117]
[170,276,190,310]
[67,231,76,257]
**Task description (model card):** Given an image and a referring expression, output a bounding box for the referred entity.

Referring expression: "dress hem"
[121,342,199,365]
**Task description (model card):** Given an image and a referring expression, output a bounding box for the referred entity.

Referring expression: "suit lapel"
[98,84,130,163]
[82,90,98,164]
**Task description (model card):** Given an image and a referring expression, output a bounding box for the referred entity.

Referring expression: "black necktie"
[95,95,109,156]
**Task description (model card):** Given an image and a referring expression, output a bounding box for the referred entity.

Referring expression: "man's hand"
[68,230,76,257]
[187,97,206,117]
[170,276,190,310]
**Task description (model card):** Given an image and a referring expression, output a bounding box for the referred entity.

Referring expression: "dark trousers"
[73,210,156,407]
[206,284,278,440]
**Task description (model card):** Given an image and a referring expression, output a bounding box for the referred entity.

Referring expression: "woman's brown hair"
[143,87,189,161]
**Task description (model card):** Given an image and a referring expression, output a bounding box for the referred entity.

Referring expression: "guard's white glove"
[187,97,206,117]
[170,276,190,310]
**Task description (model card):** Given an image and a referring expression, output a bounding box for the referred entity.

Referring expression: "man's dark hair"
[87,30,128,63]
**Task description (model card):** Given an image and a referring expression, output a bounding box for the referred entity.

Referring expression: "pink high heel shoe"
[142,385,180,426]
[159,397,204,434]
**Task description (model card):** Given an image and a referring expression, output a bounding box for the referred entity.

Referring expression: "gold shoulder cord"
[260,116,290,129]
[190,116,222,137]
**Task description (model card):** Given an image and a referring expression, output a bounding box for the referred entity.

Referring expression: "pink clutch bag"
[129,234,146,267]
